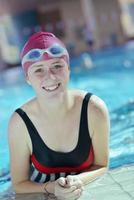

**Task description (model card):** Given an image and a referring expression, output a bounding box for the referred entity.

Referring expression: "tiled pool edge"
[84,164,134,200]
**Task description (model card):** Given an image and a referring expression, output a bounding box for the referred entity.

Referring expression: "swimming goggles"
[22,44,68,65]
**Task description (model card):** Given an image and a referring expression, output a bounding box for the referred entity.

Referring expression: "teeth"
[43,83,60,91]
[46,85,58,90]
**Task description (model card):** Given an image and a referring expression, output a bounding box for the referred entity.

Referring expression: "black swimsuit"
[15,92,94,183]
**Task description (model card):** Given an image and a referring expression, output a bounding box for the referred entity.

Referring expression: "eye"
[34,68,43,73]
[54,64,63,69]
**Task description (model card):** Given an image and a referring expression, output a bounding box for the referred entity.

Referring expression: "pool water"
[0,44,134,193]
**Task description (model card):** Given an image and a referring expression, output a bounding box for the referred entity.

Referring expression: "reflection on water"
[0,189,45,200]
[0,186,91,200]
[0,185,95,200]
[110,101,134,169]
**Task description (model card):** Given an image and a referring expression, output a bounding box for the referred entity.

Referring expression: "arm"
[8,112,55,194]
[75,95,110,185]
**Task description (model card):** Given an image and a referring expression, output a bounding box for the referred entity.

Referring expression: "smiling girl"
[8,32,110,200]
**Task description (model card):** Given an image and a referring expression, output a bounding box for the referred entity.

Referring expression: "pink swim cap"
[20,32,69,73]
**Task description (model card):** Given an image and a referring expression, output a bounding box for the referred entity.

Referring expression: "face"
[26,58,70,99]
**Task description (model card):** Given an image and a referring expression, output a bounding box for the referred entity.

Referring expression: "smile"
[42,83,61,92]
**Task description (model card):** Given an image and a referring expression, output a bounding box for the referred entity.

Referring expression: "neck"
[36,90,73,120]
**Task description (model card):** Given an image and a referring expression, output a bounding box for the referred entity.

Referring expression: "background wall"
[0,0,133,69]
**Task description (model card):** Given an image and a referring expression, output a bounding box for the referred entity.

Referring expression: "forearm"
[13,180,55,194]
[76,165,108,186]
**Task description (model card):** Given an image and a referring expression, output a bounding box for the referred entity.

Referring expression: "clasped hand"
[54,175,84,200]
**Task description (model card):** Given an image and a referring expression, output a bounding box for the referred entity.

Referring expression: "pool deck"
[1,165,134,200]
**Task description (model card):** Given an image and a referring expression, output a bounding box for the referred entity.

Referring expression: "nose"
[44,68,56,81]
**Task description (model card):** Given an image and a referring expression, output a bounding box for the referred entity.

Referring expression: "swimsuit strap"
[79,92,93,144]
[15,107,37,148]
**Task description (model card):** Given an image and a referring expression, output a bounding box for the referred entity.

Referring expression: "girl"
[8,32,110,200]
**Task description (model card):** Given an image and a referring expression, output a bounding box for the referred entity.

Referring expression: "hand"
[58,175,84,190]
[54,176,84,200]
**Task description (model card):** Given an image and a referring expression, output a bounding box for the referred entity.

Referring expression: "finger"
[73,188,83,199]
[64,188,83,199]
[66,175,73,187]
[56,187,83,200]
[58,177,66,187]
[66,175,83,189]
[72,180,83,189]
[58,185,77,194]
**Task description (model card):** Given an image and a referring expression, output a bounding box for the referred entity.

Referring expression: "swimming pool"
[0,44,134,193]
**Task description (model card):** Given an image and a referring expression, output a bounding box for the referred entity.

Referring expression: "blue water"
[0,44,134,193]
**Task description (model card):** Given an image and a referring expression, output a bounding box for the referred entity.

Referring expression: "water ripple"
[110,100,134,168]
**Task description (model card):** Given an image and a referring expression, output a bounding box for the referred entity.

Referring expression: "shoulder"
[70,90,109,134]
[88,94,110,136]
[8,111,27,141]
[8,111,24,130]
[70,89,108,114]
[89,94,109,117]
[8,108,32,155]
[8,98,35,140]
[8,97,37,138]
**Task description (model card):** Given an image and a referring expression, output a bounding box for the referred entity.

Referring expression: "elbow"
[12,181,26,194]
[94,159,109,173]
[101,159,109,171]
[101,155,110,170]
[100,160,109,173]
[105,157,110,170]
[11,174,30,193]
[12,183,23,194]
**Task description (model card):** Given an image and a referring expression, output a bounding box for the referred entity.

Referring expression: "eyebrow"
[31,64,44,69]
[51,60,61,65]
[31,60,62,69]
